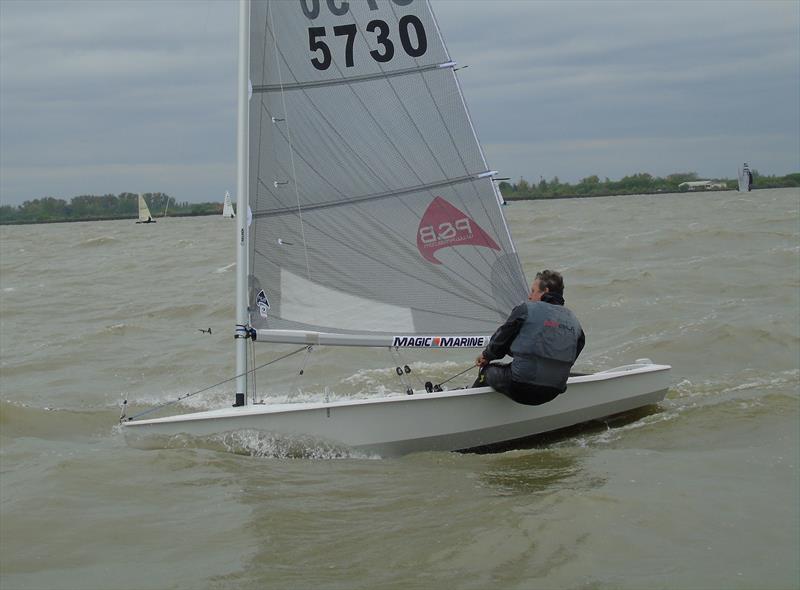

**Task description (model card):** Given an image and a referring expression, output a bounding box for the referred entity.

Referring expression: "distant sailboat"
[222,191,236,218]
[136,194,156,224]
[738,163,753,192]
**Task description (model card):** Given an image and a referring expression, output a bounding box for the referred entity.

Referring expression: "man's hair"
[535,270,564,294]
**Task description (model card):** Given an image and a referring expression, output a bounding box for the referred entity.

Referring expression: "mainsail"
[738,163,752,193]
[248,0,527,338]
[137,194,153,222]
[223,191,236,218]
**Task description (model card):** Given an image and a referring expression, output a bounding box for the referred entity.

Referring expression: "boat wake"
[550,369,799,449]
[124,428,381,460]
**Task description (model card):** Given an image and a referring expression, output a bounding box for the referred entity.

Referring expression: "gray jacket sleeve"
[482,303,528,361]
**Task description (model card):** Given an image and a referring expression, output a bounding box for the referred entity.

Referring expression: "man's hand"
[475,353,488,367]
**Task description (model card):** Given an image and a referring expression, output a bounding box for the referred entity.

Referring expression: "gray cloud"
[1,0,237,204]
[1,0,797,205]
[435,0,799,182]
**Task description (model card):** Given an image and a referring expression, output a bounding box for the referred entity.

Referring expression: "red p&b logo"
[417,196,500,264]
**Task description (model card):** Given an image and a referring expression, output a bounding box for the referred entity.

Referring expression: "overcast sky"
[1,0,798,205]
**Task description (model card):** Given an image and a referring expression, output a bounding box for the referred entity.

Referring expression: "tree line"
[2,171,798,224]
[499,171,800,200]
[0,193,222,224]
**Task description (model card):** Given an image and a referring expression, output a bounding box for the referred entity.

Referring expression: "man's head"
[529,270,564,301]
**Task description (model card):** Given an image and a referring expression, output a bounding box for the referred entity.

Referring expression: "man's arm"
[481,303,528,362]
[576,329,586,358]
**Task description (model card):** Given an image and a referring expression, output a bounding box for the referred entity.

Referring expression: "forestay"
[248,0,527,340]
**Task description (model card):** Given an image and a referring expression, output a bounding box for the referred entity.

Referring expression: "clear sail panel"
[248,0,527,336]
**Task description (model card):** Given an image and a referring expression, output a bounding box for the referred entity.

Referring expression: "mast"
[234,0,250,407]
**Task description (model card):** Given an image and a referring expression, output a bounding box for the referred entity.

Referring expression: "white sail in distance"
[137,194,154,222]
[223,191,236,218]
[738,163,752,192]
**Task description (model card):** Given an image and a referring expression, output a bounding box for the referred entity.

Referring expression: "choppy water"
[1,189,798,589]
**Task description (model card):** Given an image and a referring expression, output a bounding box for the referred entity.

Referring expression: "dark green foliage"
[2,172,798,224]
[750,171,800,188]
[0,193,223,224]
[501,171,799,201]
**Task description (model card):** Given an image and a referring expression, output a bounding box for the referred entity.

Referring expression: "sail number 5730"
[308,17,427,71]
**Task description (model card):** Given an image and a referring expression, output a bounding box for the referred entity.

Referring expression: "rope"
[123,346,310,422]
[249,336,257,404]
[437,364,476,388]
[289,345,314,393]
[124,348,479,423]
[388,348,414,394]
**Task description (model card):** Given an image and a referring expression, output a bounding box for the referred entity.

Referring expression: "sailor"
[473,270,585,405]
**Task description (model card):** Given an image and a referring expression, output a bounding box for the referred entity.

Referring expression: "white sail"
[738,163,752,192]
[222,191,236,218]
[247,0,526,340]
[137,194,155,223]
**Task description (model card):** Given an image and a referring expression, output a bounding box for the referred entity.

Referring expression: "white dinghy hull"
[123,361,670,457]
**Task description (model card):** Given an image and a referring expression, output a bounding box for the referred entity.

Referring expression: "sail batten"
[256,72,477,200]
[253,61,454,93]
[248,0,527,337]
[253,173,495,218]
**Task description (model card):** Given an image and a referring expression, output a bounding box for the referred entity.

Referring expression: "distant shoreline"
[499,172,798,202]
[0,211,220,226]
[3,185,798,225]
[505,187,729,202]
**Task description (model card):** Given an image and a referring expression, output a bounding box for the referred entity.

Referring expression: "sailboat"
[122,0,671,456]
[222,190,236,218]
[738,163,753,192]
[135,194,156,224]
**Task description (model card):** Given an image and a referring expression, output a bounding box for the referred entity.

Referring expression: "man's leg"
[471,366,487,388]
[483,363,514,393]
[485,366,562,405]
[472,362,512,389]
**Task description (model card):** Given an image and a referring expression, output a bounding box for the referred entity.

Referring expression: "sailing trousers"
[473,364,561,406]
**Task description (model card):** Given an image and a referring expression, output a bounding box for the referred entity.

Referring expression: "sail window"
[279,268,415,332]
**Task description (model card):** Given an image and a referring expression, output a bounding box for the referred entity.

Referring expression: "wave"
[619,226,750,251]
[475,448,607,496]
[144,303,210,320]
[557,369,798,448]
[75,236,119,248]
[341,360,467,395]
[695,322,800,349]
[670,370,799,400]
[0,400,118,441]
[214,262,236,274]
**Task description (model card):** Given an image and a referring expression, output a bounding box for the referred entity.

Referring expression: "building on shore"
[678,180,727,191]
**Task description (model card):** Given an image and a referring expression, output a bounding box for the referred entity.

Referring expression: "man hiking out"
[474,270,585,405]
